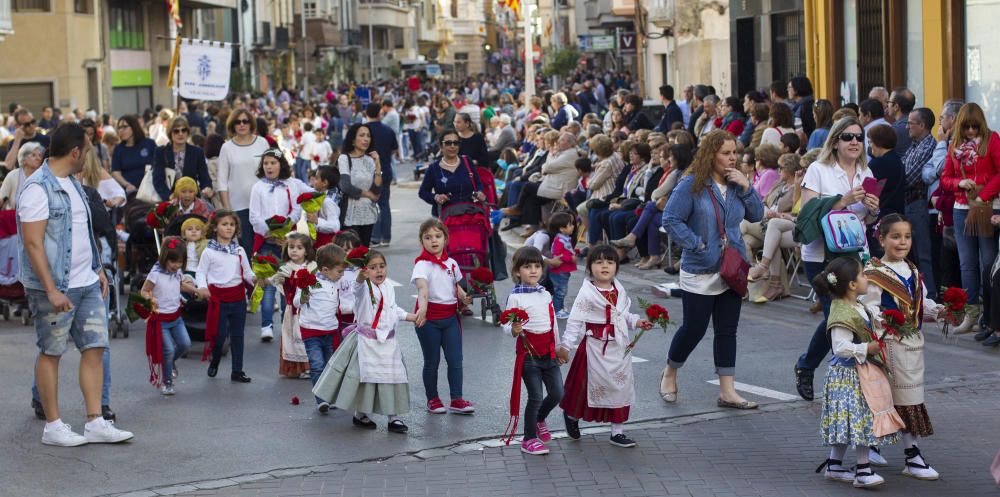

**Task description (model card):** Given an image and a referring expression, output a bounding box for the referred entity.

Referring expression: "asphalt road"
[1,163,997,497]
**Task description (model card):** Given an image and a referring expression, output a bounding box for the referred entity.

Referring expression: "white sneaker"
[261,325,274,342]
[853,465,885,488]
[652,282,680,299]
[84,418,134,443]
[555,309,570,319]
[902,449,940,480]
[160,384,176,396]
[868,446,888,466]
[41,422,88,447]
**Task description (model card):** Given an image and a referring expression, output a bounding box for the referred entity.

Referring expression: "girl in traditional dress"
[860,214,942,480]
[271,232,316,378]
[814,256,903,489]
[557,244,652,448]
[195,210,255,383]
[312,250,417,433]
[411,219,474,415]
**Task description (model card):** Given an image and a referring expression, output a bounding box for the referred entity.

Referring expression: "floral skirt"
[311,332,410,416]
[821,363,900,447]
[896,403,934,437]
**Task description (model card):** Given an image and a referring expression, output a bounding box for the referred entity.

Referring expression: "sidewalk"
[124,380,1000,497]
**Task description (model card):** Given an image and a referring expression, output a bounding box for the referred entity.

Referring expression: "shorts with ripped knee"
[27,282,109,356]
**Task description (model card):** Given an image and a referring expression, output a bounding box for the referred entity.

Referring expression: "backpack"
[821,210,866,253]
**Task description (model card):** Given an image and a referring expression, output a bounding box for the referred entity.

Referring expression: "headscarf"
[173,176,198,195]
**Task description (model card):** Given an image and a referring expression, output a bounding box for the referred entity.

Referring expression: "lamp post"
[523,3,535,102]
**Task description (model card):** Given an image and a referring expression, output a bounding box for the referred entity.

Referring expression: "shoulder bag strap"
[707,187,727,246]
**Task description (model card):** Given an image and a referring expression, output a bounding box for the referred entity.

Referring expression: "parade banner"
[178,39,232,101]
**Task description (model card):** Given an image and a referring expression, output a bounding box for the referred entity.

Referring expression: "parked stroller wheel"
[480,299,487,321]
[491,304,501,327]
[2,303,10,321]
[121,320,130,338]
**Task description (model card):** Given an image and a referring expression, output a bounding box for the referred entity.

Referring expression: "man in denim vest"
[18,123,133,447]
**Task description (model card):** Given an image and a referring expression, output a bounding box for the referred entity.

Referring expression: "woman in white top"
[78,146,126,209]
[217,109,271,254]
[793,116,881,403]
[0,141,43,209]
[337,123,382,246]
[759,103,796,147]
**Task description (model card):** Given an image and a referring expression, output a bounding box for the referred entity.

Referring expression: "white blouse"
[502,291,557,334]
[799,160,874,263]
[830,302,872,364]
[295,277,340,330]
[195,247,254,288]
[410,260,462,305]
[145,267,183,314]
[339,267,359,314]
[248,178,307,236]
[315,193,341,234]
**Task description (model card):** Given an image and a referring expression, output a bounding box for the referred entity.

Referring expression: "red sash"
[202,284,247,361]
[425,301,458,320]
[315,231,335,248]
[300,325,336,340]
[145,309,182,388]
[503,302,556,445]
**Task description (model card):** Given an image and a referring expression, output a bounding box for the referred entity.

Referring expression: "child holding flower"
[411,219,475,415]
[271,232,316,378]
[557,244,652,449]
[860,214,943,480]
[308,166,341,248]
[501,246,564,456]
[248,148,307,343]
[295,244,347,413]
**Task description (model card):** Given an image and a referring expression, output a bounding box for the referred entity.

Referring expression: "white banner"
[178,39,232,101]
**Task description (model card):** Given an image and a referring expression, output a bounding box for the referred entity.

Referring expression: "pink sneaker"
[449,398,475,414]
[426,397,446,414]
[536,421,552,442]
[520,438,549,455]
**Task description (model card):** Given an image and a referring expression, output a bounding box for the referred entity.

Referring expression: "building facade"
[293,0,361,86]
[728,0,805,98]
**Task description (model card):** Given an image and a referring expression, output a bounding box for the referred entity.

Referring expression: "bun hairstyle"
[877,213,911,238]
[811,256,863,298]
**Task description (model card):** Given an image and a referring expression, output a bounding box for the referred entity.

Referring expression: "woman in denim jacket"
[659,130,764,409]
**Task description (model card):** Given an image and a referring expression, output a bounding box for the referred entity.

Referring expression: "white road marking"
[631,356,648,363]
[706,380,798,401]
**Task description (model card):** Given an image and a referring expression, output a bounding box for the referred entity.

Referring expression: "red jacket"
[942,131,1000,204]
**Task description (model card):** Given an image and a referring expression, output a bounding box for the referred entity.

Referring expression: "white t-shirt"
[311,141,333,167]
[145,267,182,314]
[217,136,271,211]
[18,178,99,289]
[799,160,874,263]
[410,259,462,304]
[679,181,728,295]
[97,178,126,203]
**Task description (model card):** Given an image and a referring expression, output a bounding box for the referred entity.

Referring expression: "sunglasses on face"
[442,140,460,147]
[839,132,864,143]
[21,119,36,127]
[234,119,251,126]
[964,123,980,131]
[172,127,189,134]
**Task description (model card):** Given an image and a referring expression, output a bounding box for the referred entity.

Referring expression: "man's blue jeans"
[304,335,334,404]
[795,261,833,374]
[953,208,999,304]
[905,199,937,299]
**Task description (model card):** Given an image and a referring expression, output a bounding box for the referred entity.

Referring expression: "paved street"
[2,165,999,497]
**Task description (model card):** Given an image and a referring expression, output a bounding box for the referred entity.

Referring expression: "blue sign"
[354,86,371,105]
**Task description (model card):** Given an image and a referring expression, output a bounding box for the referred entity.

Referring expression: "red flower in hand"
[644,304,669,322]
[155,201,170,216]
[145,211,158,227]
[470,267,494,284]
[256,254,279,266]
[293,268,318,289]
[269,215,288,224]
[499,308,529,325]
[942,287,967,306]
[313,155,320,162]
[347,246,369,260]
[883,309,905,326]
[296,192,316,204]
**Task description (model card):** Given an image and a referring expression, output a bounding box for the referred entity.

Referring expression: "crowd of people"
[3,70,999,487]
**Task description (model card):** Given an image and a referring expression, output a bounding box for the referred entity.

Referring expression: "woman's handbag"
[707,189,749,297]
[136,164,175,204]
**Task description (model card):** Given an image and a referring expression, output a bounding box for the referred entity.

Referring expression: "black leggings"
[347,224,374,246]
[513,182,550,226]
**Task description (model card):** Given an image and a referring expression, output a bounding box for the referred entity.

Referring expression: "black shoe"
[983,334,1000,346]
[663,265,679,275]
[101,405,116,422]
[31,399,45,420]
[795,367,814,401]
[207,359,220,378]
[352,416,377,429]
[609,433,636,448]
[564,413,580,440]
[387,419,409,434]
[500,222,522,232]
[230,372,252,383]
[975,328,993,341]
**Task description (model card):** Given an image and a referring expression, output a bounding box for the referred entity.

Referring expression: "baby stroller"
[160,213,210,341]
[123,196,159,294]
[0,210,30,325]
[441,202,501,326]
[104,206,129,339]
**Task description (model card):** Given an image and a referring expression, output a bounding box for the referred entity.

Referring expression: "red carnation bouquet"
[500,307,537,355]
[145,201,178,229]
[346,246,376,305]
[940,286,974,337]
[292,268,322,305]
[249,254,281,313]
[126,292,154,322]
[880,308,919,340]
[296,191,327,239]
[266,215,292,239]
[625,298,673,355]
[468,267,494,294]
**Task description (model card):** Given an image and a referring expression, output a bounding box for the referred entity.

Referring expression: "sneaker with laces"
[449,398,475,414]
[609,433,637,448]
[868,446,888,466]
[536,421,552,442]
[84,418,134,444]
[41,422,88,447]
[902,447,940,480]
[426,397,446,414]
[521,438,549,455]
[160,384,176,396]
[853,463,884,488]
[555,309,570,319]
